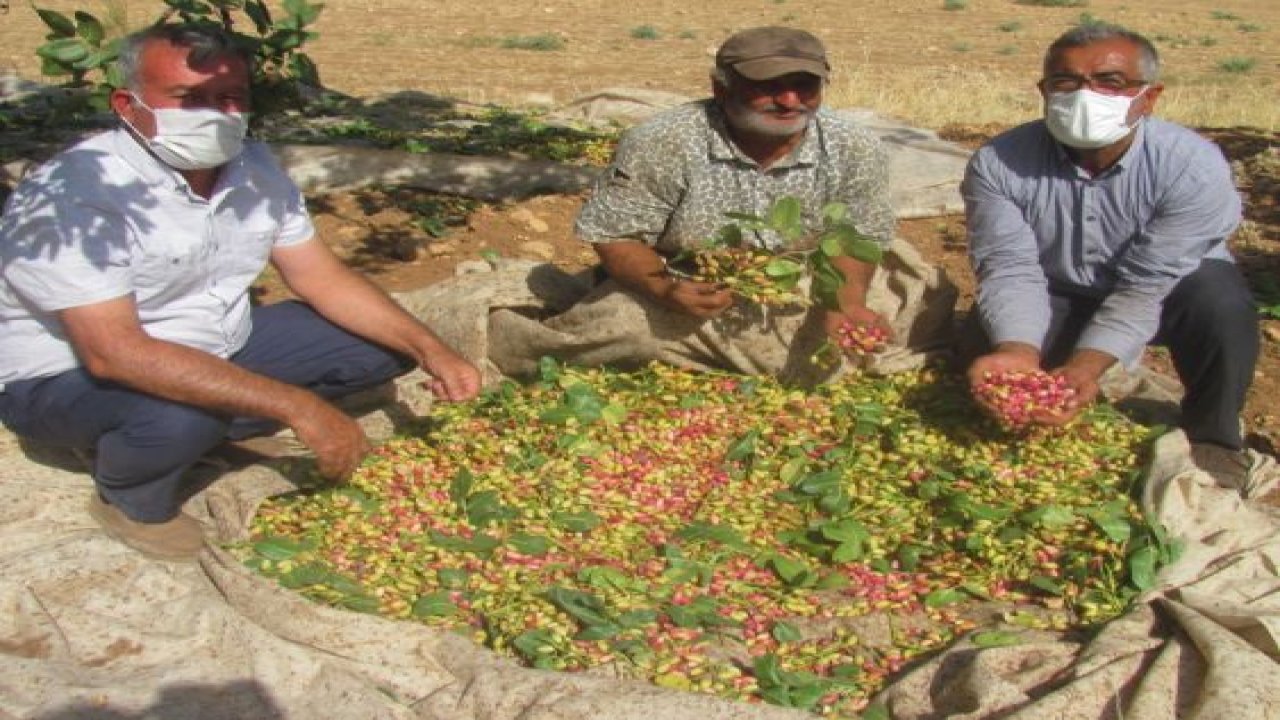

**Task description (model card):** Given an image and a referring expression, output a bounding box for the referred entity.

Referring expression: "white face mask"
[124,95,249,170]
[1044,87,1147,150]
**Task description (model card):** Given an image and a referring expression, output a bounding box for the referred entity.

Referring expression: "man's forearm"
[830,255,875,311]
[595,240,676,300]
[89,336,328,428]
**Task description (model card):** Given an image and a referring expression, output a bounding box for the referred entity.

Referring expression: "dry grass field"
[2,0,1278,130]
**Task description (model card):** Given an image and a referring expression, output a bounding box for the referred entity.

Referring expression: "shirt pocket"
[207,228,277,305]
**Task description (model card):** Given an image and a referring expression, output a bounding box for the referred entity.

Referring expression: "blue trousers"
[958,259,1259,449]
[0,302,413,522]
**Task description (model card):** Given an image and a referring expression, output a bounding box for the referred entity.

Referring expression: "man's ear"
[1138,82,1164,116]
[109,87,135,118]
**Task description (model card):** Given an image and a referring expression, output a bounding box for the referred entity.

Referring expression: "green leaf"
[1022,504,1077,528]
[770,555,816,587]
[429,531,501,557]
[553,510,602,533]
[676,521,748,550]
[1029,575,1065,596]
[36,38,90,64]
[512,628,557,660]
[466,489,515,527]
[277,561,331,589]
[579,565,645,593]
[1128,543,1159,590]
[617,608,658,628]
[771,621,804,643]
[253,536,307,561]
[924,587,968,607]
[437,568,469,589]
[789,681,828,710]
[795,469,842,496]
[337,593,381,614]
[1090,511,1133,543]
[767,196,804,238]
[753,653,785,687]
[820,518,869,544]
[243,1,273,33]
[821,202,850,224]
[545,586,613,627]
[39,56,72,77]
[36,8,77,36]
[575,623,621,641]
[725,429,760,462]
[831,541,865,564]
[897,543,924,571]
[508,533,552,556]
[971,630,1025,648]
[411,592,457,618]
[283,0,324,25]
[449,468,474,507]
[600,403,628,425]
[764,257,804,278]
[74,11,106,46]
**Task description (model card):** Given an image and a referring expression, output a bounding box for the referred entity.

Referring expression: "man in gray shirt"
[961,24,1258,486]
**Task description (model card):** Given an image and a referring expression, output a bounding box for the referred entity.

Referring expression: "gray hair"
[710,66,731,89]
[117,23,253,91]
[1044,24,1160,82]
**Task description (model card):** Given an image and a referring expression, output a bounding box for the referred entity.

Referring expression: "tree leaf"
[924,587,968,607]
[766,197,803,236]
[725,429,760,462]
[74,11,106,46]
[411,592,457,618]
[253,536,307,561]
[771,621,803,643]
[36,8,77,37]
[508,533,552,556]
[36,38,90,64]
[1128,543,1159,590]
[972,630,1025,648]
[553,510,602,533]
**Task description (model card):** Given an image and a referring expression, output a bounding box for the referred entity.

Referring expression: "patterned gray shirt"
[575,100,895,255]
[963,117,1240,367]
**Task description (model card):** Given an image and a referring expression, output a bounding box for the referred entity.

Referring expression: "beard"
[722,96,813,138]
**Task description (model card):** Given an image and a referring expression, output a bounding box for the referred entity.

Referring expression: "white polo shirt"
[0,127,314,386]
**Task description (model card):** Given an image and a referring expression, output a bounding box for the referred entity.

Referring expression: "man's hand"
[1035,349,1113,426]
[423,347,483,402]
[967,342,1043,419]
[822,304,893,343]
[287,396,371,480]
[657,277,735,318]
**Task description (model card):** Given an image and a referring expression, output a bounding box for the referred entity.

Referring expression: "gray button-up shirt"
[962,117,1240,367]
[576,100,895,254]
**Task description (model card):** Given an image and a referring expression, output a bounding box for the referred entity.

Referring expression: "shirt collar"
[706,101,821,169]
[1048,119,1148,179]
[108,125,251,203]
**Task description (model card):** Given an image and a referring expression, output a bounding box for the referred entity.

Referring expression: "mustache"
[755,103,812,115]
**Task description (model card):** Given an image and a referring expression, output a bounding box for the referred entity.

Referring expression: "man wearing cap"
[488,26,953,382]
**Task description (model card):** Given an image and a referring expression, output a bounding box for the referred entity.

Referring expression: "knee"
[1166,261,1258,333]
[99,402,229,472]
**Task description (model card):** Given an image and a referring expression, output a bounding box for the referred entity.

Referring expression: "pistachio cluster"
[833,321,889,356]
[243,363,1158,717]
[973,370,1077,429]
[690,246,806,307]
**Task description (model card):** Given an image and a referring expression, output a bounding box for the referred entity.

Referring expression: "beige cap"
[715,26,829,81]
